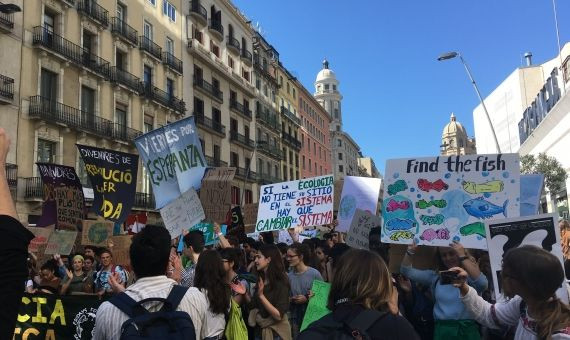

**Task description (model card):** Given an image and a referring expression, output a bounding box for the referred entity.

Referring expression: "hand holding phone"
[439,269,460,285]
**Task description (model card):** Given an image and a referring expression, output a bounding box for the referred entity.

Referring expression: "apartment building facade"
[298,83,331,178]
[276,63,301,181]
[11,0,186,223]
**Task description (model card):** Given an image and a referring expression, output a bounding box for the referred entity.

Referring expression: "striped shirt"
[93,276,207,340]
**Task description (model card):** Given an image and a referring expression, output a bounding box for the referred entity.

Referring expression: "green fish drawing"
[459,222,486,238]
[420,214,444,225]
[388,180,407,196]
[415,199,447,209]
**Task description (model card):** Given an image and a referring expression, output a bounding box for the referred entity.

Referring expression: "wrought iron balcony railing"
[230,100,252,119]
[111,17,138,46]
[24,177,43,199]
[226,36,240,54]
[257,141,283,160]
[162,51,183,74]
[208,18,223,39]
[281,132,302,150]
[0,74,14,101]
[0,2,14,30]
[5,163,17,187]
[143,85,185,114]
[241,49,252,65]
[110,67,143,93]
[194,112,225,135]
[230,131,255,149]
[193,76,223,102]
[280,105,301,126]
[205,155,228,167]
[77,0,109,27]
[139,36,162,60]
[256,106,279,131]
[189,1,207,24]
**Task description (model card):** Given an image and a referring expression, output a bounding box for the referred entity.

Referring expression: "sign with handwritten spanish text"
[135,116,206,209]
[382,154,520,249]
[346,209,381,250]
[44,229,78,255]
[256,175,334,232]
[199,167,236,222]
[160,188,205,239]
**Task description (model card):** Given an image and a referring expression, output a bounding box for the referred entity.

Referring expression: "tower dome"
[440,113,477,156]
[442,112,467,137]
[316,58,338,83]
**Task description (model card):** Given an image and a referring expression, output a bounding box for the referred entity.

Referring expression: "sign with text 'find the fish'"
[382,154,520,249]
[256,175,334,232]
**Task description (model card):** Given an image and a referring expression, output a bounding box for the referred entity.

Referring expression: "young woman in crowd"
[455,245,570,339]
[315,241,331,282]
[299,249,419,339]
[249,244,292,340]
[60,254,92,295]
[37,260,61,294]
[194,249,232,340]
[286,243,323,337]
[401,241,487,340]
[220,247,251,306]
[560,220,570,259]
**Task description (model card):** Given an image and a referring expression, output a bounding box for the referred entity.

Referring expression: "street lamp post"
[438,51,501,153]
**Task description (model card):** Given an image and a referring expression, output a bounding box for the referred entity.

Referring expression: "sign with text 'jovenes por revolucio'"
[256,175,334,232]
[135,117,206,209]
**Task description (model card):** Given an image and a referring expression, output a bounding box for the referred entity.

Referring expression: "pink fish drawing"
[420,228,450,241]
[386,199,410,212]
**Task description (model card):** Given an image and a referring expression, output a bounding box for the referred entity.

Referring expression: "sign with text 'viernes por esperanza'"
[135,116,206,209]
[256,175,334,232]
[382,154,520,249]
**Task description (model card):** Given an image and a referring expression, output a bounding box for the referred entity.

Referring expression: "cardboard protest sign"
[27,226,54,253]
[381,154,520,249]
[256,175,334,232]
[242,203,258,227]
[300,280,331,331]
[45,230,78,255]
[346,209,381,250]
[81,220,114,246]
[14,293,103,339]
[36,163,85,230]
[77,145,138,224]
[160,188,205,239]
[485,213,567,302]
[520,174,544,216]
[337,176,381,233]
[110,235,132,267]
[199,167,236,222]
[188,223,227,246]
[135,116,206,209]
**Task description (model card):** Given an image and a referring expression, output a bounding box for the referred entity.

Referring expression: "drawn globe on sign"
[339,195,357,219]
[88,224,109,244]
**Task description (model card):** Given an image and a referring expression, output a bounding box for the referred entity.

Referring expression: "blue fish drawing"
[463,197,508,219]
[386,218,416,231]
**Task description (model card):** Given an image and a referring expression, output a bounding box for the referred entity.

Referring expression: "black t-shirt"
[299,304,420,340]
[0,215,34,340]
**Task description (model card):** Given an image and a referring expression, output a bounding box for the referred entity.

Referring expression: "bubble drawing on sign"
[339,195,356,219]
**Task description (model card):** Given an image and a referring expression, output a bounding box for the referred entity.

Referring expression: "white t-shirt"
[200,288,228,338]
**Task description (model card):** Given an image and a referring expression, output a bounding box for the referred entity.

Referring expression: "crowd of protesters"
[2,127,570,340]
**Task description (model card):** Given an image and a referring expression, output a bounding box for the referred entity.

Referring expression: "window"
[115,103,127,127]
[309,159,312,171]
[231,186,240,205]
[295,155,299,167]
[289,151,293,165]
[339,165,343,173]
[37,139,56,163]
[292,88,296,99]
[143,21,153,40]
[116,49,127,70]
[337,139,342,147]
[165,37,174,54]
[290,168,294,180]
[193,97,204,114]
[40,69,57,101]
[166,78,174,99]
[43,11,55,33]
[286,82,290,94]
[242,69,250,82]
[210,41,220,57]
[199,138,205,153]
[147,0,156,5]
[143,65,152,89]
[338,153,343,160]
[144,115,153,132]
[255,77,260,90]
[244,126,250,140]
[333,84,337,91]
[245,189,253,204]
[213,145,221,161]
[193,26,203,43]
[302,156,305,169]
[230,152,239,167]
[81,86,96,117]
[229,56,235,70]
[324,84,329,90]
[117,3,126,21]
[162,0,176,21]
[283,165,287,180]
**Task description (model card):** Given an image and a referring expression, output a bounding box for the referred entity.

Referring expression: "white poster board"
[337,176,382,232]
[160,188,205,239]
[346,209,381,250]
[485,214,568,303]
[381,154,520,249]
[256,175,334,232]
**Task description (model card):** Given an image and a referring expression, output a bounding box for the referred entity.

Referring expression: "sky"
[233,0,570,174]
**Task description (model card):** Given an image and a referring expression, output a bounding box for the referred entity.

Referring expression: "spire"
[323,58,329,69]
[450,112,456,121]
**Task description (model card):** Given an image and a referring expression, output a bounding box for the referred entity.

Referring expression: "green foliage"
[520,153,568,194]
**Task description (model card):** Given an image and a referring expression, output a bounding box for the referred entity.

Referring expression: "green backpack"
[225,299,248,340]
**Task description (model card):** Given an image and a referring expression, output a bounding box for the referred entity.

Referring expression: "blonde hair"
[327,249,393,311]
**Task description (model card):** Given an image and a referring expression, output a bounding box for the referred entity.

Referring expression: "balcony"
[230,131,255,150]
[110,67,143,93]
[193,76,223,103]
[282,132,302,150]
[77,0,109,28]
[257,172,282,185]
[226,36,240,55]
[208,19,223,41]
[139,36,162,61]
[257,142,283,160]
[253,55,276,83]
[56,0,76,6]
[241,49,253,66]
[280,105,301,126]
[134,192,156,210]
[144,85,185,114]
[189,1,207,26]
[111,17,138,46]
[193,112,225,136]
[28,96,142,143]
[256,106,279,132]
[81,50,111,79]
[0,74,14,103]
[0,2,14,32]
[205,155,228,167]
[5,163,17,187]
[235,167,256,182]
[162,51,183,74]
[24,177,43,200]
[230,100,252,120]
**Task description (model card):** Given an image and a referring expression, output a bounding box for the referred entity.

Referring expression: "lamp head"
[437,52,459,61]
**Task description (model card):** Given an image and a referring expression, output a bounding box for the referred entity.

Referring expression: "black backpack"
[109,285,196,340]
[298,309,387,340]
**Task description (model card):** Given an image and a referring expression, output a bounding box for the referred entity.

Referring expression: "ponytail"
[535,297,570,340]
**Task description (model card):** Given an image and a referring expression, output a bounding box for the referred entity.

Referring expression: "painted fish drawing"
[415,199,447,209]
[390,231,414,241]
[417,179,449,192]
[463,197,508,219]
[420,214,445,225]
[387,179,408,196]
[420,228,450,241]
[386,199,410,212]
[459,222,486,237]
[462,180,504,194]
[386,218,416,231]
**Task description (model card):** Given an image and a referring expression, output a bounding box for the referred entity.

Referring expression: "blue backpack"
[109,285,196,340]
